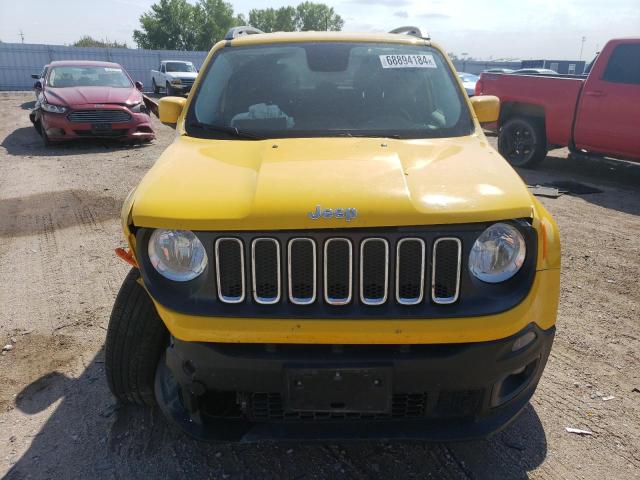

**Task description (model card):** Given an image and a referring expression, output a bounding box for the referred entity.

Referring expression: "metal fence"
[0,42,209,91]
[0,42,525,91]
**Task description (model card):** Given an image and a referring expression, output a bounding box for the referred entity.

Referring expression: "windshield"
[48,66,132,88]
[166,62,196,73]
[188,42,472,139]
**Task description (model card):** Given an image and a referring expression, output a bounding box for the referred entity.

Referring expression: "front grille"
[360,238,388,305]
[214,235,462,307]
[251,239,280,304]
[432,238,462,304]
[239,390,482,422]
[244,392,428,421]
[396,238,425,304]
[324,239,352,305]
[288,239,316,305]
[67,109,132,123]
[215,238,245,303]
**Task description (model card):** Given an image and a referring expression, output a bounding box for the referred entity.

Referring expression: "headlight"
[129,102,147,113]
[148,229,207,281]
[468,223,526,283]
[41,99,67,113]
[170,78,182,85]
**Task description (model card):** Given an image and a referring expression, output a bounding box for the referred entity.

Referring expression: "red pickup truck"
[476,38,640,167]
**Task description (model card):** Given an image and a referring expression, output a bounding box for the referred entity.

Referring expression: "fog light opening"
[512,331,536,352]
[492,358,539,407]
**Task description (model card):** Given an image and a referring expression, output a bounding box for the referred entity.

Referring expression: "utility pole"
[19,30,24,43]
[579,36,586,61]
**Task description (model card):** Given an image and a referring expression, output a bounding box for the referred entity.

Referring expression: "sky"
[0,0,638,60]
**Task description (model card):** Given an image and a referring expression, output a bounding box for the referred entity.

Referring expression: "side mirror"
[31,74,40,79]
[34,81,43,90]
[158,96,187,126]
[135,81,143,91]
[470,95,500,124]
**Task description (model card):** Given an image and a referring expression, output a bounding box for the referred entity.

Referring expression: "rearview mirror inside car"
[158,96,187,127]
[470,95,500,124]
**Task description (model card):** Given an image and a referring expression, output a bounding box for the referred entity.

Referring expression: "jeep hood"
[130,135,534,230]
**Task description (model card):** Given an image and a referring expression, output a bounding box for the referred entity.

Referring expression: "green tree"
[73,36,128,49]
[133,0,198,50]
[248,6,296,33]
[192,0,238,50]
[295,2,343,31]
[249,2,343,32]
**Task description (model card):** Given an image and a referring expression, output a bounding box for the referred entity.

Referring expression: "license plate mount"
[284,367,392,413]
[91,123,112,132]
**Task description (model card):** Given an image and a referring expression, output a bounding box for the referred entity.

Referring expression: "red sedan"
[30,60,155,144]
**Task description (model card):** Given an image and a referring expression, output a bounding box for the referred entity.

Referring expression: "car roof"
[162,60,193,63]
[48,60,123,68]
[229,31,432,47]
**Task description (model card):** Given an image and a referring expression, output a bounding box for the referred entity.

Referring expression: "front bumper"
[155,323,554,442]
[41,109,155,142]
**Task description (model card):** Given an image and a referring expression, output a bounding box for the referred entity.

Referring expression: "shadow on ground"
[6,349,548,479]
[516,152,640,216]
[1,126,152,157]
[0,189,120,238]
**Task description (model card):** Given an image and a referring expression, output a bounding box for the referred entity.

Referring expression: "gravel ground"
[0,91,638,479]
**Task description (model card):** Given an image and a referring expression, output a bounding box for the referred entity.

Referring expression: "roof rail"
[389,26,429,40]
[224,26,265,40]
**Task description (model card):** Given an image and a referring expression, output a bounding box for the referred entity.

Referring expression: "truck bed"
[477,73,585,147]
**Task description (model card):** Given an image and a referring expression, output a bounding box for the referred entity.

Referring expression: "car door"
[573,40,640,160]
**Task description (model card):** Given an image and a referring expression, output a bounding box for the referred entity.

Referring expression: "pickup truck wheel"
[498,116,547,168]
[165,81,173,96]
[152,79,159,94]
[105,268,168,406]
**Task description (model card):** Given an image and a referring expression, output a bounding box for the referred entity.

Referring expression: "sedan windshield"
[48,66,132,88]
[166,62,196,73]
[188,42,472,139]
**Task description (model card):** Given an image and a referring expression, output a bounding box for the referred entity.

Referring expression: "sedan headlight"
[148,229,207,281]
[129,102,147,113]
[468,223,526,283]
[41,99,67,113]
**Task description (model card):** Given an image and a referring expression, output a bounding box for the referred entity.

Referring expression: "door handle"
[584,90,606,97]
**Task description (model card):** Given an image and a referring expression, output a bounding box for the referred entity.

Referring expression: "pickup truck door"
[573,41,640,160]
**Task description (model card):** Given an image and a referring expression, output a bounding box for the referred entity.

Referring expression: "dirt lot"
[0,91,638,479]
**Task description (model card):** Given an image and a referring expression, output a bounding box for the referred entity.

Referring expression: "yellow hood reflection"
[130,134,534,230]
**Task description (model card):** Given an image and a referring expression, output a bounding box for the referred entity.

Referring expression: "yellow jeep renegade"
[105,26,560,442]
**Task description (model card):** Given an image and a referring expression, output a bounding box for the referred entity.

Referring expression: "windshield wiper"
[335,132,402,139]
[186,121,264,139]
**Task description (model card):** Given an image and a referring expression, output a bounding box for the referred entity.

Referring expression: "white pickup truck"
[150,60,198,95]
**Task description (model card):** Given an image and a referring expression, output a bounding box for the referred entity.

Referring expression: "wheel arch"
[499,102,546,129]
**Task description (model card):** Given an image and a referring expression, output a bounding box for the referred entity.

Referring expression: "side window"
[602,44,640,85]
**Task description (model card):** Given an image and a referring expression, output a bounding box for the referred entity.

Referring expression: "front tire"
[105,268,168,406]
[165,81,173,96]
[498,116,547,168]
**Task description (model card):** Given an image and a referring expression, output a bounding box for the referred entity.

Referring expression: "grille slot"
[251,238,281,304]
[432,238,462,304]
[324,239,353,305]
[67,109,132,123]
[288,239,316,305]
[360,238,389,305]
[215,238,245,303]
[244,392,428,422]
[396,238,426,305]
